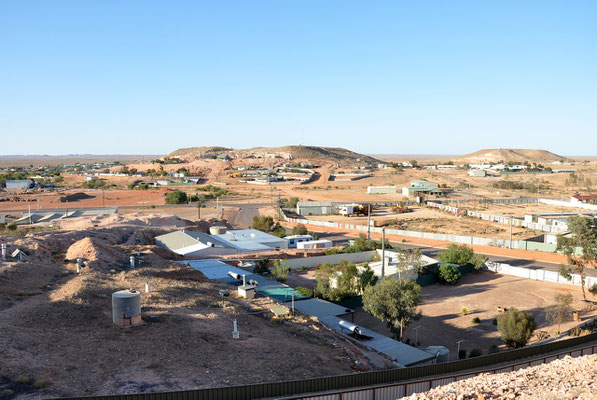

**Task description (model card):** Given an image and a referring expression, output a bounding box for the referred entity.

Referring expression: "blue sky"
[1,1,596,156]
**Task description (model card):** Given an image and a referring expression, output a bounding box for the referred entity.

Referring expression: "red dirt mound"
[65,237,127,272]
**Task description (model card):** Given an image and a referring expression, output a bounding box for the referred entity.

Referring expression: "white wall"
[540,198,597,211]
[281,251,377,269]
[483,261,597,288]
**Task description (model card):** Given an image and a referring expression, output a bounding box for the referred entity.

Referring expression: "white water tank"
[112,289,142,326]
[209,226,227,235]
[426,346,450,363]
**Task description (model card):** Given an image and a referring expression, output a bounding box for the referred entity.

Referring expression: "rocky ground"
[403,354,596,400]
[0,214,391,399]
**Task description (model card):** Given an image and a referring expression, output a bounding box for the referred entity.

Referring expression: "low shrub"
[461,307,469,315]
[472,317,481,324]
[33,379,47,389]
[254,258,269,274]
[458,349,466,359]
[296,286,313,297]
[469,348,482,357]
[15,376,29,384]
[438,264,461,284]
[535,330,550,340]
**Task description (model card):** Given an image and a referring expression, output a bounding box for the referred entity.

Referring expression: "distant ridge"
[454,149,568,163]
[167,145,381,165]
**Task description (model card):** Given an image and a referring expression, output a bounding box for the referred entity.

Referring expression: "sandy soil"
[286,271,597,356]
[0,216,389,399]
[305,206,538,239]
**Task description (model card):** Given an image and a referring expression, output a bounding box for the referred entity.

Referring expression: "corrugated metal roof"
[297,201,333,207]
[155,230,234,251]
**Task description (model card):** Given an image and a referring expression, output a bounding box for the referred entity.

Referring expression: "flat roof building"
[5,180,34,189]
[155,228,287,258]
[296,201,335,216]
[402,180,450,197]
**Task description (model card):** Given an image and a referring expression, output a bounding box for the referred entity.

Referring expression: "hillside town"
[2,1,597,399]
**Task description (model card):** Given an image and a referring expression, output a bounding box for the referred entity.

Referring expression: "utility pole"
[381,228,386,278]
[456,340,464,360]
[367,204,371,240]
[509,217,513,248]
[414,326,422,347]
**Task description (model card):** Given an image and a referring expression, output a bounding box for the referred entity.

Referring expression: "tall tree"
[557,215,597,301]
[395,248,425,282]
[363,277,421,341]
[545,293,573,333]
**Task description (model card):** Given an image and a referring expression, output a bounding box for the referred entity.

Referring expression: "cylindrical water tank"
[339,320,361,335]
[209,226,227,235]
[425,346,450,363]
[112,289,141,325]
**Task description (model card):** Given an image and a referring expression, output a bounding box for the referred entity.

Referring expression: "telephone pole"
[381,228,386,278]
[367,204,371,240]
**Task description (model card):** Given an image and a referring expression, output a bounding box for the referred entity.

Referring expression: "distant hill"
[454,149,569,164]
[166,145,381,165]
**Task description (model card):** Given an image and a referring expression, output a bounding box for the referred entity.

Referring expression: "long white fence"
[281,251,376,269]
[483,261,597,288]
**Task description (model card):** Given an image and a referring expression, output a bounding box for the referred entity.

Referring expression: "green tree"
[497,308,536,348]
[438,264,461,284]
[346,233,392,252]
[292,224,309,236]
[165,190,188,204]
[357,262,378,293]
[395,248,425,282]
[557,215,597,301]
[314,262,335,299]
[438,244,487,269]
[545,293,573,333]
[314,260,360,301]
[363,277,422,340]
[271,223,287,238]
[271,260,290,283]
[252,215,274,232]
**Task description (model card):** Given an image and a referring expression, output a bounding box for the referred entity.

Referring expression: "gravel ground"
[403,354,596,400]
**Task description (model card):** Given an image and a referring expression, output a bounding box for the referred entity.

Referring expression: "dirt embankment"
[0,215,388,398]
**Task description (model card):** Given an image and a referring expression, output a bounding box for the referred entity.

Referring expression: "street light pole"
[414,326,422,347]
[456,339,464,360]
[367,204,371,240]
[381,228,386,278]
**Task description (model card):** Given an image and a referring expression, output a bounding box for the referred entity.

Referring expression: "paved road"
[315,231,597,278]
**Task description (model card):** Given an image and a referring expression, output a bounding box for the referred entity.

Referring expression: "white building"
[284,235,314,248]
[366,250,438,281]
[155,228,287,258]
[297,239,333,249]
[367,186,397,194]
[468,170,486,177]
[297,201,335,215]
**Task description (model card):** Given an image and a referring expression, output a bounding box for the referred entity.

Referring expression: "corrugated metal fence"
[63,333,597,400]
